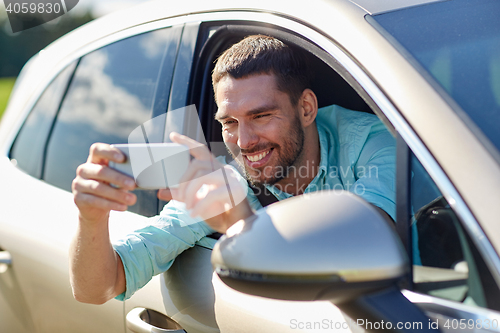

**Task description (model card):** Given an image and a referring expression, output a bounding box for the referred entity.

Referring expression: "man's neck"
[274,124,321,196]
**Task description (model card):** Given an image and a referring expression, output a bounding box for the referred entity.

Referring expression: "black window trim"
[40,58,81,181]
[396,132,413,290]
[157,22,201,215]
[9,59,79,180]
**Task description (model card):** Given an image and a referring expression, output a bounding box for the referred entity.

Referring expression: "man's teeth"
[247,150,270,162]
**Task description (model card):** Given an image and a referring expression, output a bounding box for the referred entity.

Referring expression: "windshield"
[372,0,500,157]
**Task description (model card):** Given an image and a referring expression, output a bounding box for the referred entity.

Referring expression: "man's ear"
[299,88,318,127]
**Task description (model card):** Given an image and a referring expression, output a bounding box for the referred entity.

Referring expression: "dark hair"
[212,35,311,106]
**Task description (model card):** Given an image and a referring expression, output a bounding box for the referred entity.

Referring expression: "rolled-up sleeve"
[113,200,214,301]
[352,123,396,220]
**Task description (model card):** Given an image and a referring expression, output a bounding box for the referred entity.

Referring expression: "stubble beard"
[226,113,305,188]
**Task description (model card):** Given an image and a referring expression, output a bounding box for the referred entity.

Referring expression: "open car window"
[186,22,396,222]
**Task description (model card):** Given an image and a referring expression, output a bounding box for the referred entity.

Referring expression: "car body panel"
[348,0,448,15]
[0,156,126,332]
[160,246,220,333]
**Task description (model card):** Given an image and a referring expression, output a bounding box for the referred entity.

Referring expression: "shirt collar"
[265,121,329,199]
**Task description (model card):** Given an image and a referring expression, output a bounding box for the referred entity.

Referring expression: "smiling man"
[214,73,317,195]
[69,35,396,304]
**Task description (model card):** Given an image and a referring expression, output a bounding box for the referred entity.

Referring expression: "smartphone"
[109,143,190,189]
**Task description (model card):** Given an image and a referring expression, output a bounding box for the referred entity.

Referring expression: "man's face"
[215,74,305,187]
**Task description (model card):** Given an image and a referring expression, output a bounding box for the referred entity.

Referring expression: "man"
[70,35,395,304]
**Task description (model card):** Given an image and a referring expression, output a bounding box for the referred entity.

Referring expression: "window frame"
[10,21,192,217]
[400,138,500,311]
[188,20,396,150]
[9,59,78,179]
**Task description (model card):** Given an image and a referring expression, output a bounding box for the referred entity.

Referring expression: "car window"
[42,26,182,216]
[10,61,77,178]
[372,0,500,159]
[411,153,500,311]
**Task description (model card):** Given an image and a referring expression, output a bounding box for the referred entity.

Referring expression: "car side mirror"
[212,191,441,332]
[211,190,407,303]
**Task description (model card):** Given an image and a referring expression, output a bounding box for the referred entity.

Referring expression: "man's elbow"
[71,286,116,305]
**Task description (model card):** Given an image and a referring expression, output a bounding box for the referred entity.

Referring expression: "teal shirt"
[113,105,396,301]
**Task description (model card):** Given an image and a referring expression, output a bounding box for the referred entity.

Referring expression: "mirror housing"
[211,190,408,303]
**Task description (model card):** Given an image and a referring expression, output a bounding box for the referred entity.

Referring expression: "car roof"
[348,0,447,14]
[24,0,447,78]
[7,0,445,110]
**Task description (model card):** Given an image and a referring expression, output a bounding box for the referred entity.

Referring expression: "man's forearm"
[69,215,126,304]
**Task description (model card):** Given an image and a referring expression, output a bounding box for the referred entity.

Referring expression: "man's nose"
[237,122,259,150]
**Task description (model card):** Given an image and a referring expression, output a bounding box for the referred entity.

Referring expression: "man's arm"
[70,136,253,304]
[69,216,126,304]
[70,143,137,304]
[353,126,397,220]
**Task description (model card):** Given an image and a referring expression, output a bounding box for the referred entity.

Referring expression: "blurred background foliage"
[0,77,15,119]
[0,10,95,118]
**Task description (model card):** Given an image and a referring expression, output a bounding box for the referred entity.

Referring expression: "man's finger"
[77,163,136,191]
[177,159,218,202]
[170,132,212,161]
[74,178,136,206]
[88,142,126,164]
[157,188,173,201]
[182,170,228,210]
[74,191,129,212]
[189,186,233,219]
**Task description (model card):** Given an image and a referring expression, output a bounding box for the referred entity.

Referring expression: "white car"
[1,0,500,332]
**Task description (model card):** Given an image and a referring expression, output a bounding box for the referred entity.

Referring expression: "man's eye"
[224,120,236,125]
[255,114,269,119]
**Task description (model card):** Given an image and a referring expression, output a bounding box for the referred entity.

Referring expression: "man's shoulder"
[316,104,386,143]
[317,104,380,128]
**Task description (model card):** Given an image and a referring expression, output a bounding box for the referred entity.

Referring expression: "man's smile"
[243,148,274,168]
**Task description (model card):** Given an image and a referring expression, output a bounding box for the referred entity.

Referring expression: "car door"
[161,9,500,333]
[0,20,184,333]
[0,59,81,333]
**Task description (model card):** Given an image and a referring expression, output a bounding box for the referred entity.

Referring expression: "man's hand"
[72,143,137,225]
[158,132,253,233]
[71,143,135,304]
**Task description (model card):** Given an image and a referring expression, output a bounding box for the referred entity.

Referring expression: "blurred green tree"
[0,11,94,77]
